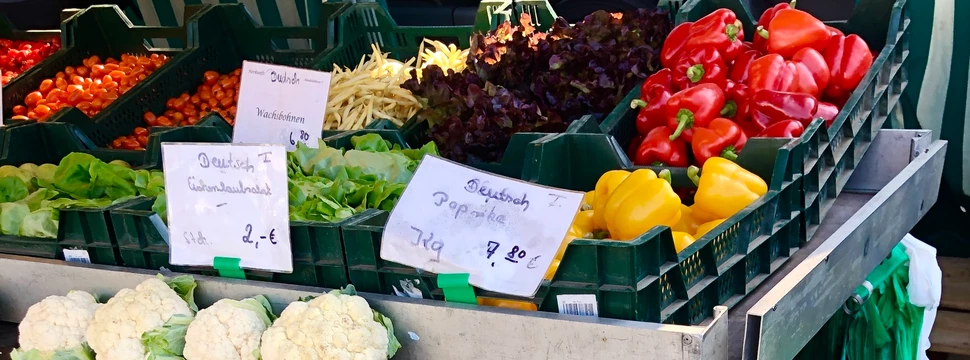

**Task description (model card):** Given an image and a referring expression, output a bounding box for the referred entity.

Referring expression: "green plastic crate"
[0,13,61,91]
[58,3,340,148]
[803,0,910,240]
[310,2,476,72]
[2,5,194,133]
[0,122,151,266]
[108,196,351,288]
[520,128,799,324]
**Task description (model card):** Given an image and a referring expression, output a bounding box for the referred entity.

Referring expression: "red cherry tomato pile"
[0,38,61,85]
[628,3,873,167]
[10,54,170,122]
[109,69,241,149]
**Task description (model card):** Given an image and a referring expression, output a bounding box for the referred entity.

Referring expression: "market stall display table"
[0,129,946,360]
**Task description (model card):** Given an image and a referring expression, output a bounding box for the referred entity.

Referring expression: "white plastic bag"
[900,233,942,360]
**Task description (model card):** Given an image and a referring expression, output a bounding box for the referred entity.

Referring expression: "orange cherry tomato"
[24,91,43,106]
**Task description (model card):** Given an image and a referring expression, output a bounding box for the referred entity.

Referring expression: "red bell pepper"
[686,9,745,62]
[749,89,819,130]
[628,133,645,159]
[729,49,761,83]
[756,119,805,138]
[734,127,749,152]
[665,84,726,142]
[753,0,796,52]
[672,46,728,89]
[661,22,694,69]
[633,69,674,134]
[823,34,873,105]
[763,9,830,59]
[791,47,830,97]
[747,54,820,96]
[723,80,752,121]
[815,101,839,128]
[633,126,689,167]
[691,117,743,165]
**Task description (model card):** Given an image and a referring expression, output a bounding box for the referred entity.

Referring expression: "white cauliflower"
[12,290,100,360]
[86,275,197,360]
[260,286,400,360]
[183,296,276,360]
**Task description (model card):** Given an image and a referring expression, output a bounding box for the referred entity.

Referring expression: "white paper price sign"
[381,156,583,297]
[232,61,331,150]
[162,143,292,272]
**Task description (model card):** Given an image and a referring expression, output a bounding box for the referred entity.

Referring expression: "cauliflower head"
[86,277,194,360]
[16,290,100,356]
[183,296,276,360]
[260,288,397,360]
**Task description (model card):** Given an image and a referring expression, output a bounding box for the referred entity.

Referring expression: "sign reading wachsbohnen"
[381,156,584,297]
[162,142,292,272]
[232,61,331,150]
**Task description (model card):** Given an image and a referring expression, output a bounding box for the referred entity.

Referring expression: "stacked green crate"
[0,122,148,265]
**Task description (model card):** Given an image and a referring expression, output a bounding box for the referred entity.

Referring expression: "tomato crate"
[1,5,194,134]
[75,3,343,150]
[108,196,352,288]
[0,13,61,92]
[517,128,801,325]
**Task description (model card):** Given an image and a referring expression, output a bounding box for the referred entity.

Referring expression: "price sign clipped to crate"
[232,61,331,151]
[381,156,584,297]
[161,143,292,274]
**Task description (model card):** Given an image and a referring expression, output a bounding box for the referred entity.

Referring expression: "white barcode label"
[63,249,91,264]
[557,294,598,317]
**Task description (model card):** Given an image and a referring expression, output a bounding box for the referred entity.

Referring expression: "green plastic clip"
[213,256,246,279]
[438,273,477,305]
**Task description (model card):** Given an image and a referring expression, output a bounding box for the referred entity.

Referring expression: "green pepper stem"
[726,21,742,42]
[687,166,701,186]
[686,64,705,83]
[651,161,664,166]
[669,109,694,140]
[581,204,593,211]
[630,99,648,109]
[720,101,737,118]
[790,0,797,8]
[658,169,672,184]
[757,26,769,40]
[721,146,739,161]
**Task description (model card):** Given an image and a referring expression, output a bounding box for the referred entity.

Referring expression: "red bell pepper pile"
[629,2,874,166]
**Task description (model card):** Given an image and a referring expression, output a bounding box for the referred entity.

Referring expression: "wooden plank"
[940,257,970,311]
[930,310,970,356]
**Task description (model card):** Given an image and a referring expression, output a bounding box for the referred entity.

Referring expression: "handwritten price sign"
[162,143,292,272]
[381,156,583,297]
[232,61,331,150]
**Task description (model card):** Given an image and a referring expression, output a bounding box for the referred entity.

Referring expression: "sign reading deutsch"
[380,156,583,297]
[162,142,292,272]
[232,61,330,150]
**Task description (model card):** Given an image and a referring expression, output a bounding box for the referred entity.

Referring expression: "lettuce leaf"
[0,176,30,203]
[1,202,30,235]
[285,135,436,222]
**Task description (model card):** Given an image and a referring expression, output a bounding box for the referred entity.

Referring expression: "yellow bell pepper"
[591,170,631,230]
[689,157,768,220]
[603,169,682,241]
[672,231,696,253]
[581,191,595,210]
[477,297,538,311]
[694,219,725,239]
[544,210,596,280]
[673,204,702,234]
